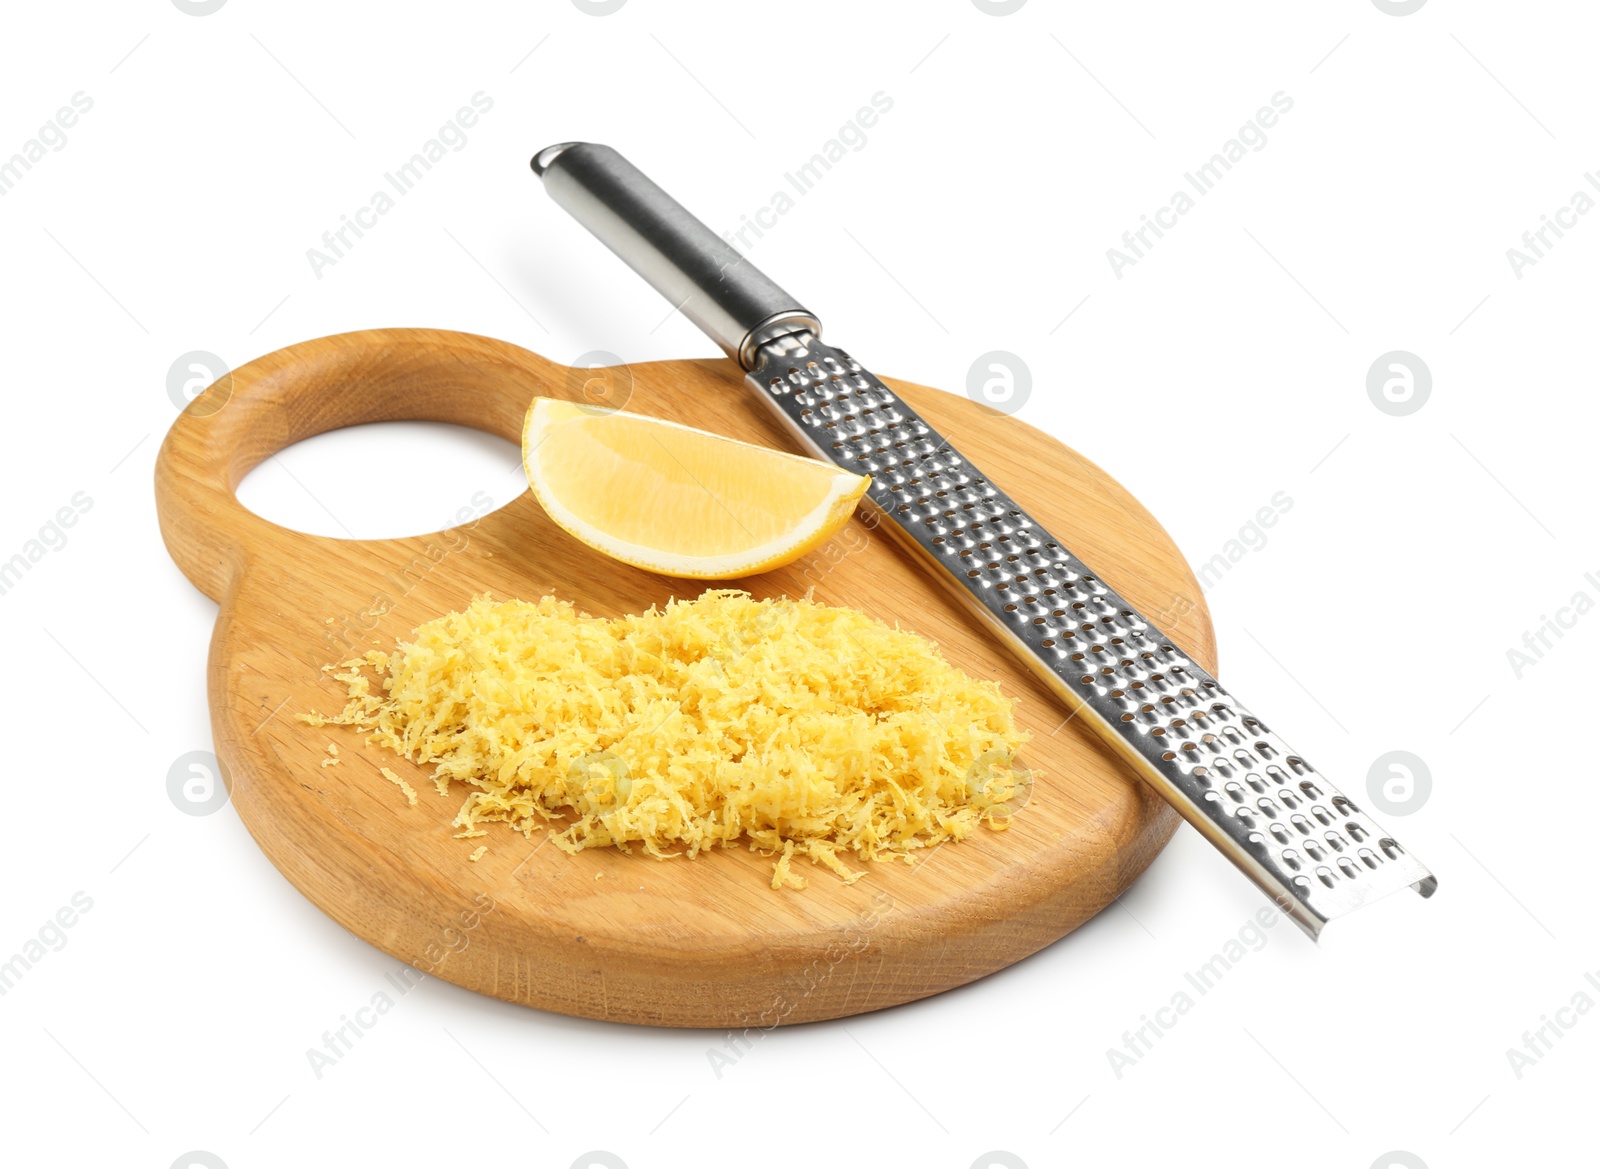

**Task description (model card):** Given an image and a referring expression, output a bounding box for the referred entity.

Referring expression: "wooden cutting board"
[154,327,1214,1028]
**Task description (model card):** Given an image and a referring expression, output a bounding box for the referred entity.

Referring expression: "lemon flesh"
[522,398,871,579]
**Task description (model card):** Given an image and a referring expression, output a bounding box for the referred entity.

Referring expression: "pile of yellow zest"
[303,590,1030,888]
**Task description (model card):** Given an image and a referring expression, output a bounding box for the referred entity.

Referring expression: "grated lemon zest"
[380,766,419,807]
[306,590,1029,887]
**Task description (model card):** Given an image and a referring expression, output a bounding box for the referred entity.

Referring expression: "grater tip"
[531,142,583,179]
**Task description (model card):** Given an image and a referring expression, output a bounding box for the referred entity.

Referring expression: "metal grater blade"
[745,331,1437,940]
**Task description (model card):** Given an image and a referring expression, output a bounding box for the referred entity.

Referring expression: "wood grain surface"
[153,328,1216,1027]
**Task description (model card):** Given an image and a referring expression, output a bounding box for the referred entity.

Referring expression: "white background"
[0,2,1592,1167]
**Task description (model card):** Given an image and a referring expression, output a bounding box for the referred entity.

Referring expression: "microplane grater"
[530,141,1438,938]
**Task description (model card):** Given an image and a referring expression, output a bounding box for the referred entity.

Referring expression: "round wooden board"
[154,328,1215,1028]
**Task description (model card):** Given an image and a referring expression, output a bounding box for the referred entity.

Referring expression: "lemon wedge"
[522,398,871,579]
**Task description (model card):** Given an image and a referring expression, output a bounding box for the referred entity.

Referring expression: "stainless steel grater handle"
[532,143,820,369]
[531,142,1438,939]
